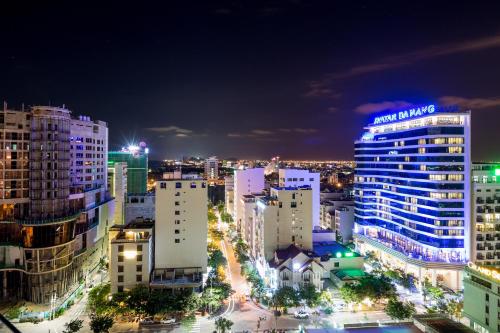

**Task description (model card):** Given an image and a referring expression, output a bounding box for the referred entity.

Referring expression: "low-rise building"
[265,242,364,290]
[109,219,154,294]
[463,263,500,333]
[268,245,325,290]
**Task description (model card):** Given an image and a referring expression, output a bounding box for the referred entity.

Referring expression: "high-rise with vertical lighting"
[353,104,471,290]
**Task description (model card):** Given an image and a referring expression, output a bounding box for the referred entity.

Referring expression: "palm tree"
[215,317,234,333]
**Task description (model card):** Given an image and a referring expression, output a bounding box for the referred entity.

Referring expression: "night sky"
[2,1,500,161]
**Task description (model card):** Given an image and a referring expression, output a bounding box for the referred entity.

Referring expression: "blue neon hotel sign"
[373,104,436,125]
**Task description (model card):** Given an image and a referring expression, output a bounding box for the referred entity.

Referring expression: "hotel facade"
[353,104,471,290]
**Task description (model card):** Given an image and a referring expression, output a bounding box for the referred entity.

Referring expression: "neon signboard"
[468,262,500,282]
[373,104,435,125]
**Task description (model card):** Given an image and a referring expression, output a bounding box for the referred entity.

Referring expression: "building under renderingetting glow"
[353,104,471,290]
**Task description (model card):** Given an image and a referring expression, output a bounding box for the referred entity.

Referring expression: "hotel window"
[137,265,142,272]
[418,138,426,145]
[418,147,426,154]
[118,275,124,283]
[175,239,180,243]
[448,137,463,144]
[137,245,142,252]
[448,147,462,154]
[448,174,463,181]
[118,265,124,273]
[405,156,410,162]
[420,165,426,171]
[175,201,180,206]
[175,210,180,215]
[118,255,124,262]
[136,275,142,282]
[175,220,180,225]
[175,182,182,188]
[118,286,123,292]
[118,245,124,252]
[137,255,142,261]
[175,229,180,234]
[160,182,166,189]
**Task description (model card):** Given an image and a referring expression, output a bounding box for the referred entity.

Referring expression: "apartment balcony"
[150,267,203,289]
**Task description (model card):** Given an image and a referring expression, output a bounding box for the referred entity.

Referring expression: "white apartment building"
[319,199,354,230]
[204,156,218,183]
[279,169,320,230]
[109,220,153,293]
[224,175,234,216]
[233,168,265,232]
[108,162,127,225]
[472,163,500,267]
[334,205,355,244]
[254,186,313,276]
[152,174,207,290]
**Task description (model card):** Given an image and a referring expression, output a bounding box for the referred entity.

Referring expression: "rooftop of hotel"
[110,218,154,232]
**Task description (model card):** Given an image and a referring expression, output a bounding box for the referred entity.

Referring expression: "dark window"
[118,286,124,292]
[137,255,143,261]
[137,265,142,272]
[175,229,180,234]
[175,182,182,188]
[175,210,180,215]
[160,182,166,189]
[118,256,124,262]
[118,275,124,282]
[137,245,142,252]
[334,262,340,267]
[175,239,180,243]
[136,275,142,282]
[118,265,124,273]
[118,245,124,252]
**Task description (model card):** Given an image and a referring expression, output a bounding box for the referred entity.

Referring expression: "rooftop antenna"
[21,103,24,112]
[3,101,6,111]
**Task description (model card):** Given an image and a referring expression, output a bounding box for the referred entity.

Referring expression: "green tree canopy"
[89,313,114,333]
[299,284,321,308]
[385,298,416,321]
[273,286,300,310]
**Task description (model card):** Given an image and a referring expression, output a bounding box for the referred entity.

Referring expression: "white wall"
[155,180,208,272]
[279,169,320,230]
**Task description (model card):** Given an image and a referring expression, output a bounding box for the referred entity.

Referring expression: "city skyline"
[2,2,500,160]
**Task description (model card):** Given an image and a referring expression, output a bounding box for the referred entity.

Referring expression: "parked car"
[139,317,155,325]
[161,318,176,324]
[294,310,309,319]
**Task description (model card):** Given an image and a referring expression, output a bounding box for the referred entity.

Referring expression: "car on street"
[139,317,155,325]
[161,318,176,324]
[294,310,310,319]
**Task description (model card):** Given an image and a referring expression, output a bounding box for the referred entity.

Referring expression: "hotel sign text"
[373,104,436,125]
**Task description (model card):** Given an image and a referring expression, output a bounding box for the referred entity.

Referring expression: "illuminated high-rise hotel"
[353,104,471,290]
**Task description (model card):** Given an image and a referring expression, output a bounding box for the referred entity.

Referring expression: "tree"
[88,284,111,314]
[339,284,362,305]
[63,319,83,333]
[208,249,227,269]
[385,298,416,321]
[215,317,234,333]
[446,299,463,320]
[126,284,150,314]
[299,284,321,308]
[209,228,225,242]
[273,286,300,311]
[89,313,114,333]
